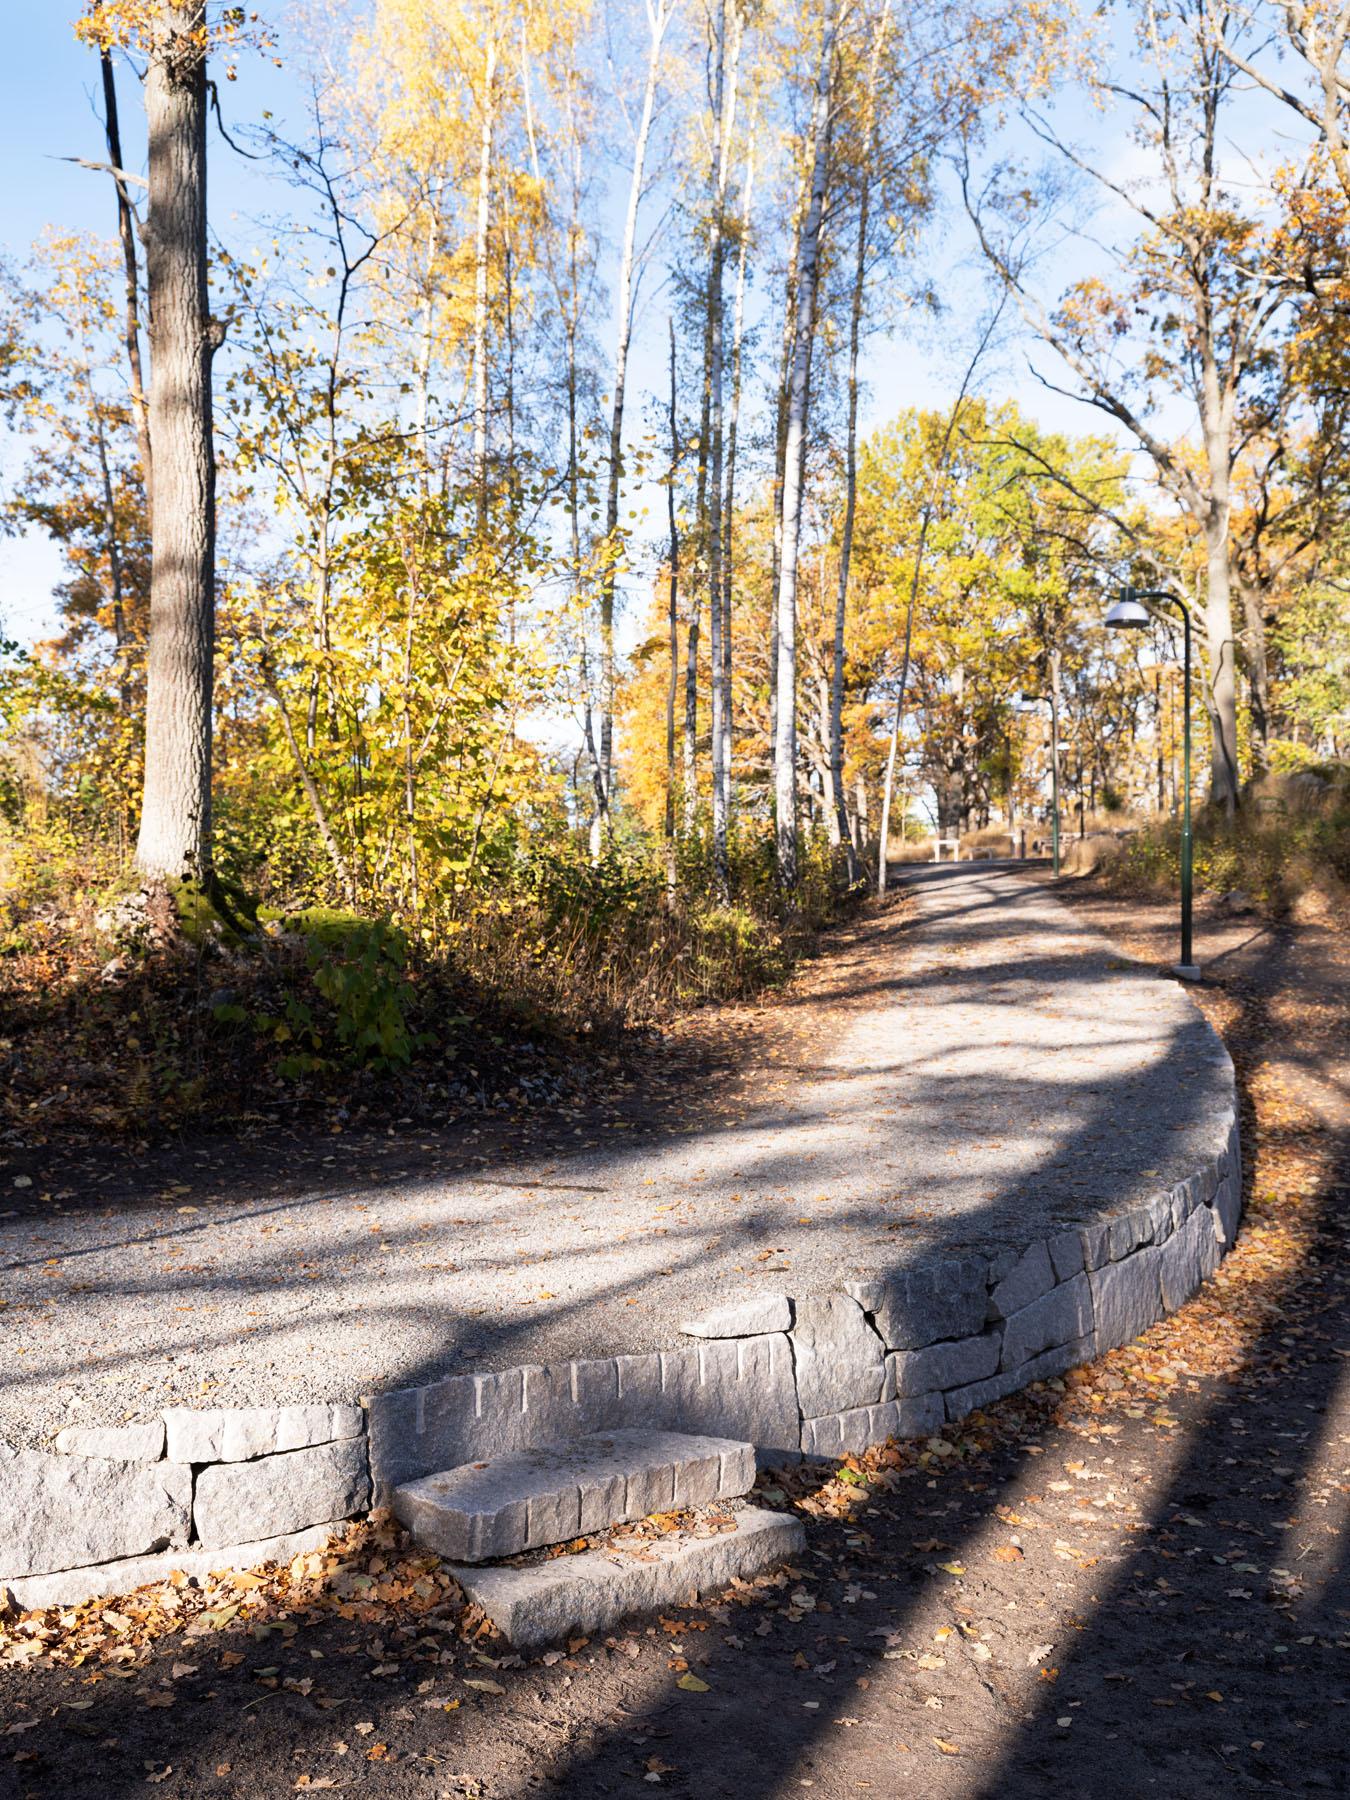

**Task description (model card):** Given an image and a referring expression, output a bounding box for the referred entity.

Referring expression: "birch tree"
[774,0,839,890]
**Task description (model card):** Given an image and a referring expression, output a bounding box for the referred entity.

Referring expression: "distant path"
[0,865,1229,1447]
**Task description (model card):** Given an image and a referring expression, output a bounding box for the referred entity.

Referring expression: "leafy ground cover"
[1,875,1345,1797]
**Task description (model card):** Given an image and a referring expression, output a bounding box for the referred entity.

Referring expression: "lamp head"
[1104,586,1151,631]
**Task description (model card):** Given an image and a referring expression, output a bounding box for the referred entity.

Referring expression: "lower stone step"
[392,1428,755,1563]
[452,1505,805,1647]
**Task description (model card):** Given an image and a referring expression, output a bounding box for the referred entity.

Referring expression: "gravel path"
[0,865,1230,1448]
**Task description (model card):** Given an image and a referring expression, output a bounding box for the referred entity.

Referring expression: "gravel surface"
[0,865,1231,1448]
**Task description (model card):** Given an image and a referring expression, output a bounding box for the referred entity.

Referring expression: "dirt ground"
[3,874,1347,1800]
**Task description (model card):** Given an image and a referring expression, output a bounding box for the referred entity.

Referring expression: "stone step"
[392,1428,756,1563]
[451,1506,806,1648]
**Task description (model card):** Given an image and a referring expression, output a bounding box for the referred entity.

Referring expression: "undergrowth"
[0,824,859,1145]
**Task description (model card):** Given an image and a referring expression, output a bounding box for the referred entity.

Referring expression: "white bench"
[932,836,961,863]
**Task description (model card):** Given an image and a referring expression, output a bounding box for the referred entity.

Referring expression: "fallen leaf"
[676,1673,710,1693]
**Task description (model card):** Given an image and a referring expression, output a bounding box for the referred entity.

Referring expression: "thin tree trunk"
[97,24,152,512]
[90,388,131,716]
[134,3,216,884]
[597,0,676,834]
[1235,571,1270,774]
[259,659,356,902]
[472,38,498,523]
[665,316,681,897]
[706,0,731,901]
[774,0,838,891]
[721,135,754,850]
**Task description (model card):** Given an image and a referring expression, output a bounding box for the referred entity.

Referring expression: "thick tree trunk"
[774,0,837,891]
[1202,503,1241,812]
[134,5,216,883]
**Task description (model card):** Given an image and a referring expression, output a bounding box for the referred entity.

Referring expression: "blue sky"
[2,2,1285,651]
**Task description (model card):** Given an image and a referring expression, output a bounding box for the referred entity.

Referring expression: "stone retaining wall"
[2,1090,1241,1612]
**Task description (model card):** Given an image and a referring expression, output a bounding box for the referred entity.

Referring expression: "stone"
[0,1445,191,1580]
[945,1334,1095,1422]
[1158,1202,1220,1312]
[392,1429,754,1563]
[1089,1246,1163,1353]
[367,1337,801,1497]
[847,1255,989,1350]
[800,1393,943,1459]
[450,1506,806,1649]
[1000,1273,1093,1371]
[192,1437,370,1550]
[53,1421,165,1462]
[1211,1166,1242,1249]
[1108,1209,1152,1262]
[886,1333,1001,1399]
[987,1242,1055,1320]
[1047,1230,1085,1283]
[1079,1219,1114,1271]
[789,1295,886,1416]
[2,1521,341,1613]
[679,1295,792,1338]
[163,1403,364,1465]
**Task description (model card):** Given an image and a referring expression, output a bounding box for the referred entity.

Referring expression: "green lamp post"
[1104,586,1199,980]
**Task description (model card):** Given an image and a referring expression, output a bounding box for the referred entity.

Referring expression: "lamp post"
[1104,585,1198,979]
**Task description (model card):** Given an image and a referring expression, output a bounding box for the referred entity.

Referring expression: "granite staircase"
[391,1427,804,1647]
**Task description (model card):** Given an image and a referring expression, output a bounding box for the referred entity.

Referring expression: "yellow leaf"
[676,1673,709,1693]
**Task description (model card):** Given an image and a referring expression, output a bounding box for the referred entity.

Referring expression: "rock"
[392,1429,754,1563]
[1000,1273,1093,1370]
[987,1242,1055,1320]
[847,1256,989,1350]
[1219,889,1254,915]
[789,1295,886,1416]
[1158,1202,1220,1311]
[450,1506,805,1649]
[163,1403,365,1464]
[367,1336,801,1497]
[800,1393,944,1458]
[946,1334,1095,1422]
[886,1333,1001,1398]
[192,1438,370,1549]
[2,1521,340,1613]
[1089,1247,1163,1352]
[53,1421,165,1462]
[1047,1230,1085,1282]
[0,1446,191,1580]
[679,1295,793,1338]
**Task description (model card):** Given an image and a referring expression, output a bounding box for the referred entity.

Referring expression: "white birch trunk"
[472,38,498,520]
[774,0,838,891]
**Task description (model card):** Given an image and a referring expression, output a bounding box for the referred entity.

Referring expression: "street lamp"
[1103,585,1199,979]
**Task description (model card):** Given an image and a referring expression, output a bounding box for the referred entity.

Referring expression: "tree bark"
[774,0,838,892]
[97,26,152,512]
[134,4,216,883]
[596,0,676,836]
[665,315,681,895]
[472,37,498,522]
[706,0,733,901]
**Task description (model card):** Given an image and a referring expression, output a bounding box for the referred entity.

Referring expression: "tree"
[80,2,226,883]
[964,0,1304,813]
